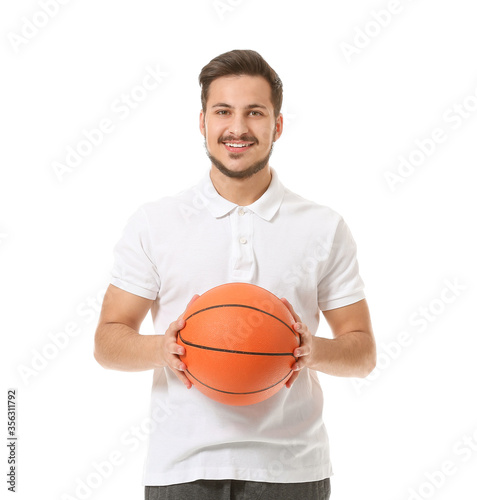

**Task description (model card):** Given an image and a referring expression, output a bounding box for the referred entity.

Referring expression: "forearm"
[309,331,376,378]
[94,322,165,372]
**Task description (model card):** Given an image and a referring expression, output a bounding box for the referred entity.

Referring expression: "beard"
[204,135,275,180]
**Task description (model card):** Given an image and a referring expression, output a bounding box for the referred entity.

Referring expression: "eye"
[249,110,263,116]
[216,110,230,115]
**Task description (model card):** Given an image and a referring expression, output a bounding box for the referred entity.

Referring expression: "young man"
[94,49,376,500]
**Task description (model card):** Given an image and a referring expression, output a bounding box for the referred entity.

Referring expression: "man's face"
[200,75,283,179]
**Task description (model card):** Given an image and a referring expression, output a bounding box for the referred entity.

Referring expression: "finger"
[291,357,307,372]
[293,342,311,359]
[291,327,312,370]
[286,370,300,388]
[187,294,200,307]
[294,320,313,347]
[163,323,186,358]
[169,354,187,372]
[166,352,192,389]
[165,317,185,338]
[179,294,200,321]
[280,297,302,323]
[173,367,192,389]
[166,339,185,357]
[293,321,307,334]
[165,319,185,355]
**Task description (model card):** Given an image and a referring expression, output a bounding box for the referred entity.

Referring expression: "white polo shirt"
[111,168,365,486]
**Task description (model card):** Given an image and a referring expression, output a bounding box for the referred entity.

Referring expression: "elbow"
[358,343,377,378]
[94,347,105,367]
[360,357,376,378]
[93,330,111,369]
[94,347,115,370]
[94,345,108,369]
[351,335,376,378]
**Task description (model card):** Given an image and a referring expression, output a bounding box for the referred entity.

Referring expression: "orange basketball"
[177,283,299,406]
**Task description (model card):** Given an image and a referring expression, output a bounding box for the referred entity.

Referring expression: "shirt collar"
[202,168,285,221]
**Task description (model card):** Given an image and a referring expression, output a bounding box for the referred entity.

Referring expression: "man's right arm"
[94,284,193,388]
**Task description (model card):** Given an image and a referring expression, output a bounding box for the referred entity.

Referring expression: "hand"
[161,294,200,389]
[281,298,315,388]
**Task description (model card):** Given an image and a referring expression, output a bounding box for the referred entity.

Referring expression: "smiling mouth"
[223,141,254,153]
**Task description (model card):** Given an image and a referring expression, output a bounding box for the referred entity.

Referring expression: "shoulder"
[281,186,344,228]
[277,185,358,260]
[136,179,208,224]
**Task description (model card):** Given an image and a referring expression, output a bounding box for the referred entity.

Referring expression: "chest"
[151,211,328,329]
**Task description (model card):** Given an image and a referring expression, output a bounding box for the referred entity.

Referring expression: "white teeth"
[224,143,251,148]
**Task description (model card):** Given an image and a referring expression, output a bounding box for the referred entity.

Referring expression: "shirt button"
[238,208,245,216]
[239,237,248,244]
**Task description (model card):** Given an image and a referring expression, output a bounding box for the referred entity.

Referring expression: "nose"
[229,113,248,137]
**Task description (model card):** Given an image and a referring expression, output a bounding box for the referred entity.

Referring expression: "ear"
[199,109,206,137]
[274,113,284,141]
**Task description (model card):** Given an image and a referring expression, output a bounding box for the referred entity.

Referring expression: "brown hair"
[199,49,283,118]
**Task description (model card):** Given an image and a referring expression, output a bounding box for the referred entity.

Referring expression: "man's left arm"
[282,298,376,387]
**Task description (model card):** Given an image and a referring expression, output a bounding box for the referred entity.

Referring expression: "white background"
[1,1,476,499]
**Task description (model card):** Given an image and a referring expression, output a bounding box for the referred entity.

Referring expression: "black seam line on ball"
[178,332,296,357]
[184,303,299,342]
[185,369,292,395]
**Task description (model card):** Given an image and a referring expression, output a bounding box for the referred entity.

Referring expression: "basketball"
[177,282,300,406]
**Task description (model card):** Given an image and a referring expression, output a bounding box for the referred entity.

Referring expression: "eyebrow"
[211,103,268,110]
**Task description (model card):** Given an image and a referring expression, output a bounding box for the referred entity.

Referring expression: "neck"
[210,166,272,206]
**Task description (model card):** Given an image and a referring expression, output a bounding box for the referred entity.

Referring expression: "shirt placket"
[230,207,254,281]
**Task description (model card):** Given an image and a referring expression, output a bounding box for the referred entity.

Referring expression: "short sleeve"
[110,207,160,300]
[318,218,365,311]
